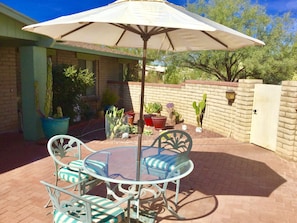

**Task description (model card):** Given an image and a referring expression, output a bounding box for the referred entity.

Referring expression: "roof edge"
[0,3,37,25]
[53,42,141,60]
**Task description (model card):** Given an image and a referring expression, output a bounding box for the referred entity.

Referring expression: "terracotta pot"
[127,115,134,125]
[143,114,154,126]
[151,116,167,130]
[125,111,135,125]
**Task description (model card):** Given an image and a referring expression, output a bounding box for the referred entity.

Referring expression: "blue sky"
[1,0,296,22]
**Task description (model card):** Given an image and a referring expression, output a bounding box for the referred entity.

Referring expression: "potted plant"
[144,102,162,126]
[192,93,207,132]
[148,102,167,130]
[166,102,183,126]
[38,58,70,139]
[39,59,94,139]
[125,110,135,125]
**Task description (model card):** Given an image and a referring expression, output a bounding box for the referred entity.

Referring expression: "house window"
[78,59,96,96]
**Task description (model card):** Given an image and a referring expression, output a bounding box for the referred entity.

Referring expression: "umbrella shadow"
[141,188,218,222]
[68,118,107,141]
[189,151,287,197]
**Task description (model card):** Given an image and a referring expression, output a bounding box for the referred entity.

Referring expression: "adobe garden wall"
[108,79,297,162]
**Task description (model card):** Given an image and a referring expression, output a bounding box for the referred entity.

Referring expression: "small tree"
[166,0,297,84]
[52,64,94,122]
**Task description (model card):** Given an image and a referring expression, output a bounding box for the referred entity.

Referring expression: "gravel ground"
[69,117,223,143]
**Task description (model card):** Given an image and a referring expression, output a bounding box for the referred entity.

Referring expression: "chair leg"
[174,179,180,204]
[44,175,59,208]
[44,198,51,208]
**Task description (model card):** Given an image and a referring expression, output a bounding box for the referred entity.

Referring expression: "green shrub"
[52,64,94,123]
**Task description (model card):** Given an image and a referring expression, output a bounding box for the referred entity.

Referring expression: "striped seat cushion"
[143,154,177,171]
[58,160,106,183]
[53,195,124,223]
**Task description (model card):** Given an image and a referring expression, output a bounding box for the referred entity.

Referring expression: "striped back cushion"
[143,154,177,171]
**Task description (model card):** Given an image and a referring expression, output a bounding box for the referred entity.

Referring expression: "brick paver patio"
[1,122,297,222]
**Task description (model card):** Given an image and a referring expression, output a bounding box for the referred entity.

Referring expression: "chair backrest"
[40,180,126,223]
[47,135,95,172]
[150,130,193,157]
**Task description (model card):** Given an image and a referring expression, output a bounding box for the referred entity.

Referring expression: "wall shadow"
[188,151,287,197]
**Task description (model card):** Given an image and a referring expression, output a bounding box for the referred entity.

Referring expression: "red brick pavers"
[156,138,297,223]
[1,135,297,222]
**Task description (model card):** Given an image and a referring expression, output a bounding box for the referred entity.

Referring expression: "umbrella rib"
[165,32,175,51]
[202,31,228,49]
[115,29,127,46]
[61,22,93,39]
[111,23,178,42]
[113,24,142,35]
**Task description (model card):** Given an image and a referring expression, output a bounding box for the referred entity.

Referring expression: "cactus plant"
[53,106,63,118]
[192,93,207,128]
[44,57,53,117]
[105,106,129,139]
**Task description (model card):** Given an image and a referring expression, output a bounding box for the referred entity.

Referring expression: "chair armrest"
[166,159,192,178]
[40,180,132,209]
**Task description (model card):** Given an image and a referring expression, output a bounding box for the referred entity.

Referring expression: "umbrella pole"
[136,36,148,181]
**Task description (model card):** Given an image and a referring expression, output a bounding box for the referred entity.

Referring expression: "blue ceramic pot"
[41,117,70,139]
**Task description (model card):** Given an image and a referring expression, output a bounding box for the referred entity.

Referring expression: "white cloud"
[286,1,297,10]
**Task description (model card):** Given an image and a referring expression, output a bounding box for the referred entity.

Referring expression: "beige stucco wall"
[276,81,297,161]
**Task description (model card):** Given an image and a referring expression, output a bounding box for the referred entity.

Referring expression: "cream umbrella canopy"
[23,0,265,179]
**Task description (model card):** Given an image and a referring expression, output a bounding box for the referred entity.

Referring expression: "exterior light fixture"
[226,89,236,105]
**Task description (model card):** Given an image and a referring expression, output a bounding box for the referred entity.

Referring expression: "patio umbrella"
[22,0,265,179]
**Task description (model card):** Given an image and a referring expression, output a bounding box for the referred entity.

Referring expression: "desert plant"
[105,106,129,139]
[44,57,53,117]
[166,102,183,125]
[37,58,64,119]
[192,93,207,127]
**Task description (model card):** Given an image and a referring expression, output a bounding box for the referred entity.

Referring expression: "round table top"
[83,145,194,185]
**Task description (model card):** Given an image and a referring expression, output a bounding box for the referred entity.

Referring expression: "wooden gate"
[250,84,281,151]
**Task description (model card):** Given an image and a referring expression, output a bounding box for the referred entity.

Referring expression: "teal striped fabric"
[53,195,124,223]
[58,160,106,183]
[58,166,88,183]
[143,154,177,171]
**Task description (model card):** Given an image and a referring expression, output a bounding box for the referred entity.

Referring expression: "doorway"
[250,84,281,151]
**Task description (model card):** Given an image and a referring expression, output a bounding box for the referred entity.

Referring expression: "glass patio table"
[83,145,194,221]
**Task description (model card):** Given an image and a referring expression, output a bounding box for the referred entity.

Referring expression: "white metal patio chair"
[45,134,109,207]
[142,130,192,204]
[41,180,131,223]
